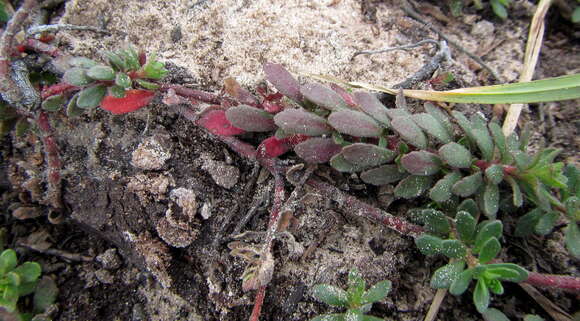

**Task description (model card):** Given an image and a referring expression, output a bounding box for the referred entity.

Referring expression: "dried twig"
[353,39,440,58]
[26,23,109,36]
[402,0,501,82]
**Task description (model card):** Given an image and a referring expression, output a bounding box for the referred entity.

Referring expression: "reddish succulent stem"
[249,286,266,321]
[41,82,79,99]
[161,84,222,105]
[21,38,61,57]
[525,272,580,292]
[37,111,63,210]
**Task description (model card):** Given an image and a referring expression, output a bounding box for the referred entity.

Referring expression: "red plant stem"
[37,111,63,210]
[0,0,38,104]
[249,286,266,321]
[22,38,61,57]
[525,272,580,292]
[41,82,79,99]
[161,84,222,105]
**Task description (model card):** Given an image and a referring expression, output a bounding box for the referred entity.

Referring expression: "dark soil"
[0,1,579,321]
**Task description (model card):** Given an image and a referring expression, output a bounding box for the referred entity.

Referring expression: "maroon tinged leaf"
[226,105,276,132]
[353,91,390,126]
[361,164,408,185]
[401,151,442,176]
[273,109,333,136]
[263,63,303,103]
[197,108,245,136]
[224,77,260,106]
[301,83,348,110]
[341,143,397,168]
[329,83,357,108]
[257,135,309,158]
[294,137,342,163]
[390,116,427,149]
[328,110,382,137]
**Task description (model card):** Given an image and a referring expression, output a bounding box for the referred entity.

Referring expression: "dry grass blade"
[424,289,447,321]
[519,283,571,321]
[502,0,553,136]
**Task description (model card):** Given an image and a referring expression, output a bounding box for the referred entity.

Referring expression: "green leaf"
[361,316,384,321]
[311,313,345,321]
[483,183,500,218]
[441,240,467,259]
[341,144,397,169]
[0,285,18,312]
[458,199,479,217]
[485,165,504,185]
[505,176,523,207]
[478,237,501,264]
[33,276,58,313]
[573,6,580,23]
[489,122,511,163]
[69,57,98,69]
[63,68,93,86]
[108,85,126,98]
[142,53,168,79]
[77,85,107,109]
[13,262,41,283]
[360,164,408,186]
[361,280,392,304]
[274,109,333,136]
[515,208,543,237]
[121,46,141,70]
[452,172,483,197]
[484,263,528,282]
[135,79,160,90]
[66,93,84,117]
[423,103,454,134]
[105,51,128,71]
[474,278,490,313]
[422,209,451,235]
[394,175,433,199]
[115,72,132,88]
[482,308,510,321]
[312,284,348,307]
[415,234,443,256]
[330,154,367,173]
[86,65,116,81]
[15,118,31,137]
[490,0,508,19]
[18,280,38,296]
[438,142,473,169]
[0,249,17,274]
[430,261,464,289]
[565,223,580,258]
[347,269,366,305]
[0,1,11,22]
[564,197,579,221]
[390,116,427,149]
[42,94,66,112]
[524,315,544,321]
[534,211,559,235]
[400,151,441,176]
[6,271,21,286]
[470,113,495,161]
[450,268,474,295]
[512,151,532,171]
[345,309,363,321]
[456,211,477,244]
[487,278,505,295]
[429,171,462,202]
[412,113,452,144]
[475,220,503,253]
[353,91,391,127]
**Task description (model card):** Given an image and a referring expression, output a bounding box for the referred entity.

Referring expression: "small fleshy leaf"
[385,108,411,119]
[391,116,427,149]
[360,165,408,186]
[100,89,155,114]
[483,182,500,218]
[341,143,397,169]
[401,151,441,176]
[474,220,503,253]
[225,105,276,132]
[474,279,490,313]
[394,175,433,199]
[69,57,98,68]
[263,63,303,103]
[312,284,348,307]
[33,276,58,314]
[66,94,83,117]
[565,223,580,258]
[534,211,559,235]
[135,79,160,90]
[329,154,367,173]
[196,108,245,136]
[328,110,382,137]
[412,113,453,144]
[430,261,464,289]
[424,102,454,136]
[482,308,510,321]
[115,72,132,88]
[361,280,392,304]
[224,77,259,106]
[77,85,107,109]
[458,199,479,217]
[415,234,443,256]
[274,109,333,136]
[422,209,451,235]
[450,268,474,295]
[301,83,348,110]
[505,176,523,207]
[489,122,511,163]
[329,84,357,108]
[63,67,93,86]
[485,165,504,185]
[257,135,298,158]
[294,138,342,163]
[441,240,467,259]
[353,91,390,126]
[452,172,483,197]
[479,237,501,263]
[41,94,65,112]
[456,211,477,244]
[86,65,115,81]
[429,171,462,202]
[438,142,472,168]
[108,85,126,98]
[470,113,495,161]
[484,263,528,282]
[515,208,543,237]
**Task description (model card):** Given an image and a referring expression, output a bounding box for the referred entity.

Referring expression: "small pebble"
[96,248,122,270]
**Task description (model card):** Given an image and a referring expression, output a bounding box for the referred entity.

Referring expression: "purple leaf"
[273,109,333,136]
[353,91,390,126]
[360,164,408,185]
[301,83,348,111]
[329,84,357,107]
[225,105,277,132]
[390,116,427,149]
[294,137,342,163]
[401,151,442,175]
[263,63,303,103]
[328,110,382,137]
[341,143,397,168]
[224,77,259,106]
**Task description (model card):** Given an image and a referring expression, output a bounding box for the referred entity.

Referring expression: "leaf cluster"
[0,249,57,320]
[448,0,511,20]
[311,269,391,321]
